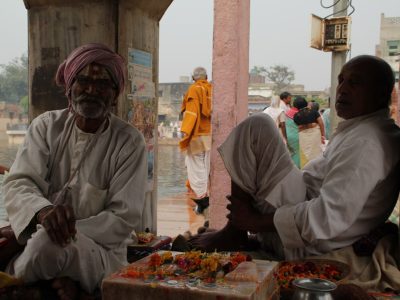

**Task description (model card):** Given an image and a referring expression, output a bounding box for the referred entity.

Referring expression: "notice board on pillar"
[310,15,351,52]
[127,48,156,191]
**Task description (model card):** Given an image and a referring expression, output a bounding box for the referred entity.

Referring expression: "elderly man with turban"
[1,43,147,298]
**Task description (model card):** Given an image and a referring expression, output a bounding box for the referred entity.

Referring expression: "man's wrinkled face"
[335,60,380,120]
[70,63,117,120]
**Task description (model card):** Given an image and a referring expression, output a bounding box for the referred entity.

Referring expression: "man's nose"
[85,82,98,94]
[336,81,347,94]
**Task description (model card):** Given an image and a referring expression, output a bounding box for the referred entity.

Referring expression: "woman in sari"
[294,97,325,168]
[285,97,304,168]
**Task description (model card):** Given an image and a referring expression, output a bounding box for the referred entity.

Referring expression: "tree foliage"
[250,66,267,75]
[19,95,29,114]
[265,64,295,94]
[0,54,28,104]
[309,97,329,109]
[249,64,295,94]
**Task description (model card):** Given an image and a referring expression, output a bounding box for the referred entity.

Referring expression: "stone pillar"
[24,0,173,233]
[396,84,400,126]
[24,0,117,120]
[329,0,348,134]
[397,60,400,125]
[391,87,398,125]
[209,0,250,229]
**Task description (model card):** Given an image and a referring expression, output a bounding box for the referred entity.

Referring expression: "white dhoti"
[7,226,123,293]
[185,150,210,198]
[299,126,322,168]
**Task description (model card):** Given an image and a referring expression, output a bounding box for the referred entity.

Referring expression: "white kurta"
[219,110,400,260]
[263,107,285,128]
[275,109,400,259]
[279,101,290,113]
[2,109,147,292]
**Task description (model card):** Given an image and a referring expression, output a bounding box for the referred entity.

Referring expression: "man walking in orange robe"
[180,67,212,214]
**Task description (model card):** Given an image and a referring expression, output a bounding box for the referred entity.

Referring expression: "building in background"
[158,74,329,125]
[158,81,190,139]
[158,81,190,123]
[375,13,400,82]
[0,102,28,143]
[375,13,400,123]
[247,81,328,114]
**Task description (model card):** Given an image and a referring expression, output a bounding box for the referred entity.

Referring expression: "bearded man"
[1,43,147,299]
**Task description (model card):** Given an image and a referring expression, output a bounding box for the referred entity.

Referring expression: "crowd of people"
[0,43,398,299]
[264,93,327,169]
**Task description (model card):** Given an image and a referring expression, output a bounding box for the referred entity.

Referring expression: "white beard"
[70,94,112,120]
[72,101,107,119]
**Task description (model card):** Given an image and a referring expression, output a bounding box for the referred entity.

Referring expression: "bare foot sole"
[189,224,247,252]
[52,277,79,300]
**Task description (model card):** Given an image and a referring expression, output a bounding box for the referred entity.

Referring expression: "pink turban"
[56,43,127,97]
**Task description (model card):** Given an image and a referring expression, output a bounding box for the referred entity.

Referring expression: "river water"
[0,133,19,221]
[0,133,186,221]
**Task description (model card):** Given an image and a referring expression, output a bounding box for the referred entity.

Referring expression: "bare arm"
[0,165,9,174]
[279,122,287,143]
[317,116,325,144]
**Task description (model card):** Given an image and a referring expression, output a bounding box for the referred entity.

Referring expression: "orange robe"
[179,79,212,152]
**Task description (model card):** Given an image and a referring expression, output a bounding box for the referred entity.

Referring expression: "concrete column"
[24,0,117,120]
[209,0,250,229]
[396,84,400,126]
[397,59,400,125]
[329,0,348,133]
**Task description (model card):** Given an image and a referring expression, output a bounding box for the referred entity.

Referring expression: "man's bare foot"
[189,222,248,252]
[52,277,79,300]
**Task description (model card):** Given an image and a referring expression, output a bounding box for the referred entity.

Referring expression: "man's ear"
[112,94,118,106]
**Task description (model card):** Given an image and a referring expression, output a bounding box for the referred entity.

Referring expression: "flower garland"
[118,251,251,283]
[273,261,342,289]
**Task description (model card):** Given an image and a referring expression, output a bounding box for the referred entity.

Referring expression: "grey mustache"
[75,94,104,105]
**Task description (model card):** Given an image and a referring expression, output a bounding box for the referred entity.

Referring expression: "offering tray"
[102,251,278,300]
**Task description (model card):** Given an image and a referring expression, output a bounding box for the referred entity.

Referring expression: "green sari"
[285,117,300,168]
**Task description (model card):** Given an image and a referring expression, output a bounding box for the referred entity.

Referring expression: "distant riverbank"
[158,137,179,146]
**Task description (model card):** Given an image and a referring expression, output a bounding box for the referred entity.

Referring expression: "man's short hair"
[280,92,291,100]
[346,55,395,107]
[192,67,207,80]
[371,56,394,107]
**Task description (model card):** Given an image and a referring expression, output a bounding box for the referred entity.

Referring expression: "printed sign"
[324,18,349,48]
[128,48,152,68]
[310,15,351,52]
[126,49,156,190]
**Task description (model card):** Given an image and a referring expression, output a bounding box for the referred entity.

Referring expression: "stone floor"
[157,192,205,238]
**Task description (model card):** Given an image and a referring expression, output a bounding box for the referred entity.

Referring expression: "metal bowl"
[292,278,337,291]
[292,278,337,300]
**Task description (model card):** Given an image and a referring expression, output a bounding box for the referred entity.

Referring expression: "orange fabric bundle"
[179,80,212,151]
